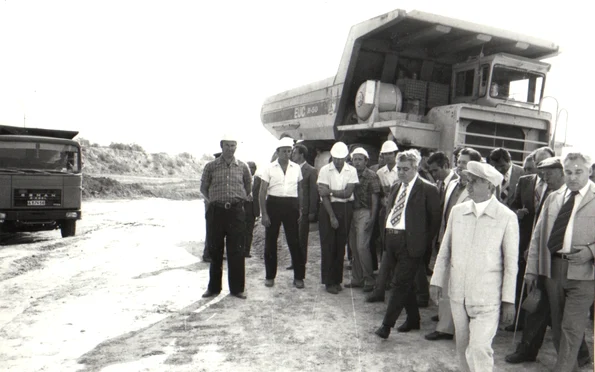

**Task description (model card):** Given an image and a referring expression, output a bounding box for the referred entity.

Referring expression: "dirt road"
[0,199,592,371]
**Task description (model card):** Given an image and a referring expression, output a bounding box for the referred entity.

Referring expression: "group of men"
[199,132,594,372]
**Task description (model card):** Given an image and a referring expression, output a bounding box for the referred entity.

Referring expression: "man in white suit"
[431,161,518,372]
[525,151,595,372]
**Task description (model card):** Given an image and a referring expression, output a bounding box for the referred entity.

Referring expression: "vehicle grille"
[14,189,62,207]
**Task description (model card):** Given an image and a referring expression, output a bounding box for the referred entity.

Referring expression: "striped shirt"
[201,156,252,203]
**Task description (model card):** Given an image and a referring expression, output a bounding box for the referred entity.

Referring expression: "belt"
[212,201,242,210]
[385,228,405,235]
[552,252,570,260]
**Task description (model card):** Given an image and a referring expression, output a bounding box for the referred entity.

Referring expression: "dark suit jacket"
[301,162,319,217]
[498,164,524,208]
[510,174,538,253]
[383,177,441,258]
[245,176,261,218]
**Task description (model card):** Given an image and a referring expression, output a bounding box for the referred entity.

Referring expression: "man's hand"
[525,273,538,292]
[430,285,442,305]
[567,246,595,265]
[330,215,339,229]
[516,208,529,220]
[318,184,331,197]
[501,302,515,324]
[246,194,253,202]
[308,213,316,223]
[261,214,271,228]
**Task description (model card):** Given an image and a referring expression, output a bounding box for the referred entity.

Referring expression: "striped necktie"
[500,177,509,203]
[390,183,408,226]
[546,190,579,253]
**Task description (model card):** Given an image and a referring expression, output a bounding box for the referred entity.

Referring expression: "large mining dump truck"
[261,9,559,166]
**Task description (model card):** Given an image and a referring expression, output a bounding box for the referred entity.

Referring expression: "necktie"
[390,183,408,226]
[438,181,445,200]
[546,190,579,253]
[534,179,545,209]
[500,177,509,203]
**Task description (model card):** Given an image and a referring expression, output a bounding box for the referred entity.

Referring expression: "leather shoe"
[326,285,339,294]
[202,289,220,298]
[363,285,374,292]
[265,279,274,287]
[286,265,293,270]
[344,282,362,289]
[505,351,536,364]
[578,354,591,368]
[366,294,385,303]
[431,315,439,322]
[504,323,523,332]
[230,292,247,299]
[424,331,453,341]
[202,256,211,263]
[375,325,391,339]
[336,284,343,292]
[293,279,304,289]
[397,320,420,332]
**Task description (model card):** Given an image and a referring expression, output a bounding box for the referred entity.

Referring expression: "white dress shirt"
[386,174,419,230]
[471,195,494,218]
[377,164,399,189]
[560,182,590,253]
[317,162,359,202]
[260,159,303,198]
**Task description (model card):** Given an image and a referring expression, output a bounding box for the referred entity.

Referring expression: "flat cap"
[537,156,562,169]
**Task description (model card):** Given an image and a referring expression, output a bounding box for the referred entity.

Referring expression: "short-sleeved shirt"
[259,159,303,198]
[201,156,251,203]
[317,162,359,203]
[377,164,399,194]
[353,168,381,209]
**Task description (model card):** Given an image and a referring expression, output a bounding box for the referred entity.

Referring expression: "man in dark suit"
[287,144,319,270]
[507,147,553,331]
[488,147,524,208]
[374,149,441,339]
[243,161,260,258]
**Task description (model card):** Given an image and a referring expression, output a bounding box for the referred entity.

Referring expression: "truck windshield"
[0,140,81,173]
[490,65,544,104]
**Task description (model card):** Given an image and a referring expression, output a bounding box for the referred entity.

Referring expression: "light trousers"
[348,208,375,286]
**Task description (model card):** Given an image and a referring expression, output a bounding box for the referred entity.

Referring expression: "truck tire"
[61,220,76,238]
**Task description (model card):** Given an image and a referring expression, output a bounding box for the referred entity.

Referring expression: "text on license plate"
[27,200,46,206]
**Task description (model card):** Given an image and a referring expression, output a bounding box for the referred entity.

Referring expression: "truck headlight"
[65,212,78,219]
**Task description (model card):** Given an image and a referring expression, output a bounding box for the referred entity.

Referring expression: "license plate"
[27,200,46,206]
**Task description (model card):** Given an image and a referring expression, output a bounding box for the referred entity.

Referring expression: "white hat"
[276,137,294,149]
[462,161,503,187]
[330,142,349,158]
[380,140,398,153]
[221,132,237,142]
[351,147,369,159]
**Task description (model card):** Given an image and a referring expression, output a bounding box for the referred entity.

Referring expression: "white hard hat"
[351,147,369,159]
[462,161,504,187]
[276,137,294,149]
[221,132,237,142]
[380,140,398,153]
[330,142,349,158]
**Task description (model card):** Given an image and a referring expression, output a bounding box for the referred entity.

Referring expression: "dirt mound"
[83,176,154,199]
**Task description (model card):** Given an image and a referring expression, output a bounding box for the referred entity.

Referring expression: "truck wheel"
[61,220,76,238]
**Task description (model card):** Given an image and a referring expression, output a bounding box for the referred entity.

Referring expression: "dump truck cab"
[261,9,559,166]
[0,125,82,237]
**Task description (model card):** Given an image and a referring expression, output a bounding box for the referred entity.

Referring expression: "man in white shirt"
[259,137,305,289]
[430,161,518,372]
[317,142,359,294]
[525,152,595,372]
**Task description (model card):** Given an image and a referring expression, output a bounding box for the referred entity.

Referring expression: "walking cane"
[512,278,526,346]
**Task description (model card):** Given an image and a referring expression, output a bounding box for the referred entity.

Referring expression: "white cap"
[462,161,504,187]
[276,137,294,149]
[380,140,398,153]
[351,147,369,159]
[221,132,237,142]
[330,142,349,158]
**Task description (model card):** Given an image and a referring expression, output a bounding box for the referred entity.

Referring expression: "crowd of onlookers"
[199,133,595,372]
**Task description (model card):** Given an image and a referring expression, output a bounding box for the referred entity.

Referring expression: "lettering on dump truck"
[262,101,331,124]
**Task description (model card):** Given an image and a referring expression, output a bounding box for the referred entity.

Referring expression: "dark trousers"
[243,201,256,256]
[206,203,245,294]
[519,276,591,362]
[203,218,211,260]
[382,232,421,327]
[298,216,310,264]
[514,259,528,326]
[370,205,385,271]
[264,196,305,280]
[319,201,353,286]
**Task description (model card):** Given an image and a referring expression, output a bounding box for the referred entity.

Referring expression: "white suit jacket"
[431,197,519,306]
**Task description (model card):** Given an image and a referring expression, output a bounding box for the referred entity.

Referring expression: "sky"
[0,1,593,169]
